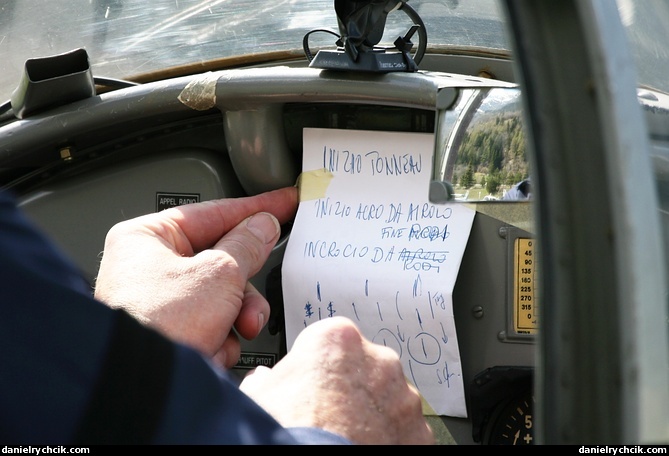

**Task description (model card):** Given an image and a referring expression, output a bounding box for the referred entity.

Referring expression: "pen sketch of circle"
[407,332,441,365]
[372,328,402,357]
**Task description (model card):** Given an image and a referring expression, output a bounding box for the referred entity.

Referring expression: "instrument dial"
[485,389,534,445]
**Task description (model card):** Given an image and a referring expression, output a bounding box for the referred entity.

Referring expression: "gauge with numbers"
[485,389,535,445]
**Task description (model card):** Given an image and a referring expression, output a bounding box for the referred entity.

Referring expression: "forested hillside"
[452,111,529,197]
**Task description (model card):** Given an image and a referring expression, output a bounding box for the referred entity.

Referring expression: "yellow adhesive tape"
[297,168,334,201]
[177,72,219,111]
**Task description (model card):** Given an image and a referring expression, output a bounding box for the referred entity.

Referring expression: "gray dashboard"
[0,66,535,445]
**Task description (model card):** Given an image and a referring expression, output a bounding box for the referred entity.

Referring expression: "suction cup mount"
[307,0,427,73]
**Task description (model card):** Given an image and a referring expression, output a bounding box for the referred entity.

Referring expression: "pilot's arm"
[0,190,349,445]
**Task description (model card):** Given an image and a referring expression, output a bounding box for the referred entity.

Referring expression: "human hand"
[94,187,298,368]
[239,316,435,445]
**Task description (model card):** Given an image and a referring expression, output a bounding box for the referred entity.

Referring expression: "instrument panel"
[0,66,536,445]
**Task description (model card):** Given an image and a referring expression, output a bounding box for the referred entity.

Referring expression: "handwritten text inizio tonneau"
[284,129,474,417]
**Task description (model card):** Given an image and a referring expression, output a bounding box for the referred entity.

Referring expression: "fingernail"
[246,213,280,244]
[258,313,265,334]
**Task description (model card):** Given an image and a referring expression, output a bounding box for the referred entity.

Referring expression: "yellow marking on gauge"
[514,238,538,334]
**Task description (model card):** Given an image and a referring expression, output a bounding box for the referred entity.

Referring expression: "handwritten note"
[282,127,475,417]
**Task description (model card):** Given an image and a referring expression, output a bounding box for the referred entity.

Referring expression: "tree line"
[452,112,529,196]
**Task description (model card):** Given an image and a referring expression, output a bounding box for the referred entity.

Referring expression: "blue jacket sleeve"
[0,191,351,445]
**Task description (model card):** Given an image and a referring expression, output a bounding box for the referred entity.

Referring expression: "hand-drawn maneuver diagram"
[282,128,475,417]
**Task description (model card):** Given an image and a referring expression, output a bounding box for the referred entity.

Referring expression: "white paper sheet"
[282,127,475,417]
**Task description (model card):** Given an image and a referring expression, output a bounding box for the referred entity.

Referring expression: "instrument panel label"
[235,352,277,369]
[514,238,538,334]
[156,192,200,211]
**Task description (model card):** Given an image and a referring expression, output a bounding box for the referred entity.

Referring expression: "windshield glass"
[0,0,508,102]
[0,0,667,103]
[618,0,669,94]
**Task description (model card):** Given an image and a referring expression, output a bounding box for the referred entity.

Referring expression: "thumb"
[211,211,281,281]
